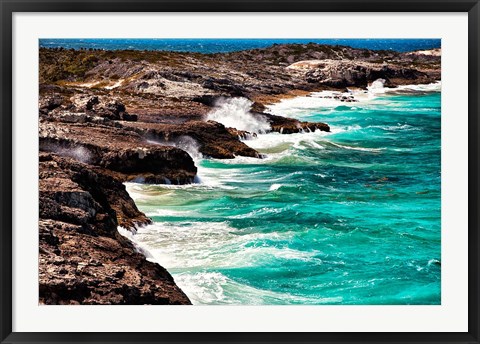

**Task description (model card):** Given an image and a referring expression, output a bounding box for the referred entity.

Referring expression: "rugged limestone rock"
[39,43,440,120]
[122,120,261,159]
[39,121,198,184]
[227,128,258,140]
[39,94,64,114]
[302,60,435,88]
[39,153,191,305]
[69,95,138,121]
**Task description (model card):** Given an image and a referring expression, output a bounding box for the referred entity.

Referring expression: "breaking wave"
[206,97,271,134]
[266,80,441,119]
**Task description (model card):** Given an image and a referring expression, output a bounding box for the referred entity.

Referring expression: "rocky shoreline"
[39,43,441,304]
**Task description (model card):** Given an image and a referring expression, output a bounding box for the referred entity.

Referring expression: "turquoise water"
[125,86,441,305]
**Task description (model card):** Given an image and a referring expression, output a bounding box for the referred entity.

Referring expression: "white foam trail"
[329,141,385,152]
[246,130,330,151]
[265,95,344,118]
[173,271,340,305]
[267,80,441,119]
[328,125,362,135]
[390,81,442,93]
[367,79,442,94]
[269,183,282,191]
[206,97,271,134]
[126,221,319,269]
[144,209,194,217]
[366,79,442,96]
[366,124,419,132]
[124,217,326,304]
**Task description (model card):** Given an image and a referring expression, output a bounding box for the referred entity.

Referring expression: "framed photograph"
[1,0,479,343]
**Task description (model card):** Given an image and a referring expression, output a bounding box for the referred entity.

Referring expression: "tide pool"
[125,85,441,305]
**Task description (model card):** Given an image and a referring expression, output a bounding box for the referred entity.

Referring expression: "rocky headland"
[38,43,441,304]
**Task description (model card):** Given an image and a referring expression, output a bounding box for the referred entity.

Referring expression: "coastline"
[38,43,441,305]
[121,80,441,304]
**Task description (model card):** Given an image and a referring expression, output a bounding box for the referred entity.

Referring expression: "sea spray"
[147,136,203,162]
[206,97,271,134]
[367,78,387,94]
[267,81,442,118]
[40,142,93,164]
[128,91,441,305]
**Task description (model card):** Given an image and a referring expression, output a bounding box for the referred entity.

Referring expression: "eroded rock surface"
[39,153,191,305]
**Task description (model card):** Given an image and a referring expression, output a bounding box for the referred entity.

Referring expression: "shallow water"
[125,84,441,305]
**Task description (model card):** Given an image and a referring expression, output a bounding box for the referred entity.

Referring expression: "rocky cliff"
[39,153,191,304]
[38,43,440,304]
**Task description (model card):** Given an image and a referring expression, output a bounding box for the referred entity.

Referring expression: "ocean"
[39,38,441,53]
[123,82,442,305]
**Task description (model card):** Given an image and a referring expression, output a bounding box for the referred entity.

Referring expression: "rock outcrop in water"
[38,43,441,304]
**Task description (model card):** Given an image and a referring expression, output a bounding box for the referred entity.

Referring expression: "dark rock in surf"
[253,112,330,134]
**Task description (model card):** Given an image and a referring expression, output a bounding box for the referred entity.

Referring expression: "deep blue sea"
[39,38,440,53]
[123,82,441,305]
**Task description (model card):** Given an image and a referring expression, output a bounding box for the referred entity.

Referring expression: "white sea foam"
[144,208,194,217]
[206,97,271,133]
[265,94,343,117]
[246,130,330,151]
[125,221,319,270]
[172,271,341,305]
[117,226,154,260]
[329,141,385,152]
[388,81,442,93]
[124,182,158,201]
[124,217,329,305]
[366,79,442,95]
[125,183,160,199]
[147,136,203,162]
[266,80,442,119]
[366,78,387,94]
[328,125,362,135]
[120,220,334,305]
[269,183,282,191]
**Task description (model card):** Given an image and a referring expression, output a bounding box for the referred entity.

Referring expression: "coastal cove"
[37,39,442,305]
[123,85,441,305]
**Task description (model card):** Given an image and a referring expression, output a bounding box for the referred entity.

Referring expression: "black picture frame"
[1,0,479,343]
